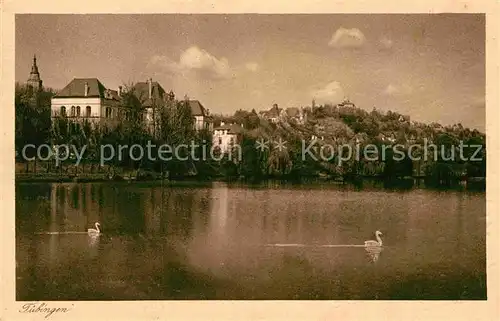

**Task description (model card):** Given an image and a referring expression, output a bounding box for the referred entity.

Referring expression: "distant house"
[337,98,355,109]
[398,115,410,123]
[212,122,244,154]
[51,78,123,128]
[187,100,213,131]
[285,107,306,124]
[260,103,285,123]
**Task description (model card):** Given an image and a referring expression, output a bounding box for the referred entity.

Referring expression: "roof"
[266,105,282,118]
[188,100,207,116]
[54,78,119,100]
[214,123,243,134]
[337,99,355,108]
[132,81,167,107]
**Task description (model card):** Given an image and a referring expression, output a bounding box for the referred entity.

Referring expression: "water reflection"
[365,246,383,263]
[16,182,486,300]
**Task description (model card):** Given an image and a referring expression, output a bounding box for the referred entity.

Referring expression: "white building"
[212,122,243,154]
[51,78,123,128]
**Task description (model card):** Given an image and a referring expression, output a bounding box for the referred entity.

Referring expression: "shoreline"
[14,172,486,191]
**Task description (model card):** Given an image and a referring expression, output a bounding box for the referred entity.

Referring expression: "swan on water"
[364,230,382,247]
[88,222,101,236]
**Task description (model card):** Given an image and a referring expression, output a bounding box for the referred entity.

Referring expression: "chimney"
[148,78,152,99]
[84,82,88,97]
[118,86,122,96]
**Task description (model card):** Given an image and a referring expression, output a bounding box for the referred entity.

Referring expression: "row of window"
[59,105,147,122]
[60,106,92,117]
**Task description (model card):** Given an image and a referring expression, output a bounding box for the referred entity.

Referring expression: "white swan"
[364,230,383,247]
[88,222,101,236]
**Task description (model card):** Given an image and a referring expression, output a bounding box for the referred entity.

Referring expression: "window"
[106,107,112,118]
[76,106,81,117]
[60,106,66,117]
[230,137,234,145]
[86,106,91,117]
[218,137,222,145]
[71,106,76,117]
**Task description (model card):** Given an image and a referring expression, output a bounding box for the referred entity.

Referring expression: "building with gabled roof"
[259,103,285,123]
[132,79,212,132]
[51,78,125,129]
[131,78,171,134]
[212,122,244,154]
[132,78,169,107]
[187,100,213,131]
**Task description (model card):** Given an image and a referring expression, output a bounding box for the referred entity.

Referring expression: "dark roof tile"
[132,81,167,107]
[55,78,111,98]
[214,123,243,134]
[188,100,207,116]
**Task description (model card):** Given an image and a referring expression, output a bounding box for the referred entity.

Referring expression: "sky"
[16,14,485,131]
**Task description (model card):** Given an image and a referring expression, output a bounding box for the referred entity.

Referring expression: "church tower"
[27,54,43,92]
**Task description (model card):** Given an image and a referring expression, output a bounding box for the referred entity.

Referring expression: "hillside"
[219,102,486,185]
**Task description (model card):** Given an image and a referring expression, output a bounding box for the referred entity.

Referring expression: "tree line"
[15,83,486,187]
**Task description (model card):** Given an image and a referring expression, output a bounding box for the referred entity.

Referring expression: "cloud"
[311,81,345,104]
[150,46,233,80]
[383,84,413,96]
[150,55,179,71]
[384,84,398,95]
[328,27,366,48]
[179,46,230,78]
[379,36,394,49]
[245,62,259,72]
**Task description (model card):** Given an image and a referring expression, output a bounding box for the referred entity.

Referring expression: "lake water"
[16,181,486,300]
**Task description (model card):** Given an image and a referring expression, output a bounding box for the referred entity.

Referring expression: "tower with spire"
[27,54,43,92]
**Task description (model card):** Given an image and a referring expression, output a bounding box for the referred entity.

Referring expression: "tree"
[15,83,53,171]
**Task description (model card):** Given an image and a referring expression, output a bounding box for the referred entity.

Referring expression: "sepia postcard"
[1,0,499,320]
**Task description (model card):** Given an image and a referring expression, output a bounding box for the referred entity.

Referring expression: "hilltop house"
[212,122,244,154]
[285,107,306,124]
[51,78,123,129]
[259,103,285,123]
[337,98,356,109]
